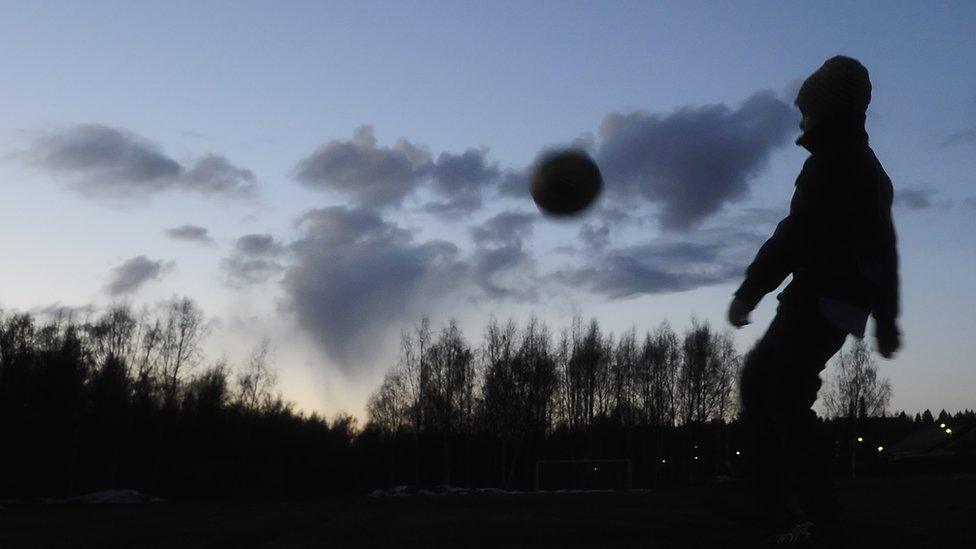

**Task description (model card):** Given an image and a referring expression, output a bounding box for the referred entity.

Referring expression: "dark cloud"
[555,226,765,299]
[30,302,97,321]
[220,233,286,287]
[469,210,536,246]
[105,255,173,296]
[282,206,465,369]
[579,223,611,250]
[294,125,432,210]
[165,224,215,245]
[470,245,537,301]
[498,168,529,199]
[424,148,501,216]
[221,256,284,288]
[234,233,284,257]
[556,242,736,299]
[596,90,796,231]
[940,128,976,148]
[468,211,538,300]
[25,124,255,201]
[894,188,938,210]
[179,154,256,197]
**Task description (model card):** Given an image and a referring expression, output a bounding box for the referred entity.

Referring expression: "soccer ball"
[529,150,603,216]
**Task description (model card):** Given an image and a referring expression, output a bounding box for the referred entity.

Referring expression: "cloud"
[425,148,501,216]
[893,188,956,212]
[579,223,611,250]
[234,233,285,257]
[105,255,173,296]
[294,125,432,210]
[596,90,796,231]
[556,242,738,299]
[555,223,765,299]
[281,206,465,369]
[498,168,529,199]
[221,257,284,287]
[468,211,538,300]
[894,188,938,210]
[940,128,976,148]
[470,245,537,301]
[165,224,215,245]
[30,302,97,321]
[220,233,286,287]
[25,124,256,201]
[179,154,256,197]
[469,210,536,247]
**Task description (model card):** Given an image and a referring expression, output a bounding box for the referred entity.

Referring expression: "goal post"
[534,459,633,491]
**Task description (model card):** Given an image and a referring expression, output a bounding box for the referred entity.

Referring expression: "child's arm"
[733,159,815,311]
[873,168,901,357]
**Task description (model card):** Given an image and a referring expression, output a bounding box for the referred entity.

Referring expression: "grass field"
[2,475,973,548]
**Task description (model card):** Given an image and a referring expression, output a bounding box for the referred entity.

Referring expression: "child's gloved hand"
[727,297,752,328]
[876,321,901,359]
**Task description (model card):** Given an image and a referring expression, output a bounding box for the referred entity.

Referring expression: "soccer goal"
[534,459,633,491]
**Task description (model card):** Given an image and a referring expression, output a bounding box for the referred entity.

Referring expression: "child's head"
[795,56,871,122]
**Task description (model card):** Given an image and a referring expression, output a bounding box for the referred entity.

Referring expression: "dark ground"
[2,475,973,548]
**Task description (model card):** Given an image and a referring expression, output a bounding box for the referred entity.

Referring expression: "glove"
[876,320,901,359]
[727,297,752,328]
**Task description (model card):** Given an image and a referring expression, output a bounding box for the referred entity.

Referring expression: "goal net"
[534,459,632,491]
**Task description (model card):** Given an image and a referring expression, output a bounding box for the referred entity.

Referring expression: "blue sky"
[1,1,974,420]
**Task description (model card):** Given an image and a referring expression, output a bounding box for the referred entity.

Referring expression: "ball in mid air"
[529,150,603,216]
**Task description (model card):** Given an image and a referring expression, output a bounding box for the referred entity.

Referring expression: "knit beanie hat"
[795,55,871,118]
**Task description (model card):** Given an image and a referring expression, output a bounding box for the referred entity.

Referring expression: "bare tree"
[677,319,738,425]
[236,338,277,412]
[823,339,892,419]
[562,318,610,429]
[642,322,680,427]
[480,317,558,488]
[366,370,409,435]
[611,328,640,427]
[158,298,209,406]
[86,303,138,367]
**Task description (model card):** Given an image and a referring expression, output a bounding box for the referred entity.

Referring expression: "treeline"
[3,299,967,498]
[0,298,357,499]
[359,317,743,489]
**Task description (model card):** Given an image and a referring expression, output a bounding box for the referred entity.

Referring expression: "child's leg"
[739,303,846,519]
[775,307,847,516]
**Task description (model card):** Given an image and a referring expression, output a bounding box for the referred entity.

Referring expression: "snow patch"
[369,485,525,497]
[64,489,163,504]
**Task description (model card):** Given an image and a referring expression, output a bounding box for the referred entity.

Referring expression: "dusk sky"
[2,1,974,421]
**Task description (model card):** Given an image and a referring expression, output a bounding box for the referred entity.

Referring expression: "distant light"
[735,451,741,456]
[877,446,884,452]
[694,444,698,449]
[593,467,598,471]
[940,423,946,429]
[693,456,699,460]
[857,437,864,443]
[661,459,667,464]
[946,428,952,435]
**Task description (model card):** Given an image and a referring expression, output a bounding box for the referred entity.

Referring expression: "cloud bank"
[166,224,215,245]
[26,124,255,200]
[596,90,795,230]
[105,255,173,296]
[281,206,466,369]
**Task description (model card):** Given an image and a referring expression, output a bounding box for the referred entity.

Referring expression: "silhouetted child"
[728,55,901,544]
